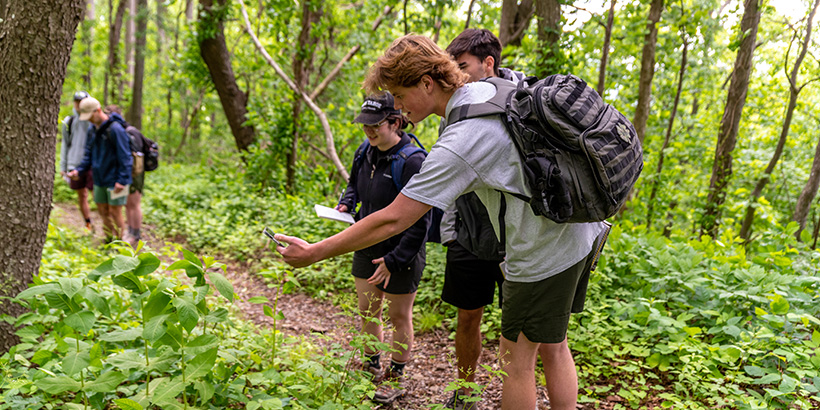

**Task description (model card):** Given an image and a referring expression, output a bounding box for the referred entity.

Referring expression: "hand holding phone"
[263,227,285,247]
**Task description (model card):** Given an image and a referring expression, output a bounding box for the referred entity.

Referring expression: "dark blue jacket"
[76,113,133,188]
[338,132,430,274]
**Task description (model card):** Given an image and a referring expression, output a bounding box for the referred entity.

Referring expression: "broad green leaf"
[113,398,144,410]
[62,351,91,376]
[166,260,193,271]
[156,323,183,350]
[84,370,127,392]
[64,310,96,334]
[187,334,219,355]
[755,307,768,316]
[263,305,274,318]
[80,287,111,317]
[89,256,140,281]
[134,253,161,276]
[813,330,820,346]
[770,295,790,315]
[31,350,53,365]
[35,376,81,394]
[113,272,144,293]
[194,380,215,402]
[247,296,269,304]
[143,314,170,342]
[15,283,60,300]
[45,292,78,312]
[150,376,186,405]
[755,373,782,385]
[204,307,228,323]
[801,228,812,243]
[778,375,798,393]
[99,327,143,343]
[744,365,765,377]
[107,351,146,371]
[172,297,199,333]
[58,278,83,299]
[186,348,218,379]
[15,325,44,341]
[143,292,171,321]
[209,272,234,302]
[182,249,202,267]
[146,348,179,372]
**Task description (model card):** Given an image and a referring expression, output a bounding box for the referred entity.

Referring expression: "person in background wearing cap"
[68,97,132,242]
[59,91,94,231]
[104,104,145,247]
[334,92,431,405]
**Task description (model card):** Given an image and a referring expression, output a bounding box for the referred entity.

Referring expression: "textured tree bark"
[596,0,616,96]
[500,0,534,47]
[82,0,95,88]
[198,0,256,151]
[0,0,84,355]
[105,0,127,106]
[647,36,687,229]
[740,0,819,240]
[793,135,820,240]
[534,0,561,77]
[288,0,322,193]
[701,0,761,237]
[125,0,135,86]
[127,0,147,129]
[633,0,664,145]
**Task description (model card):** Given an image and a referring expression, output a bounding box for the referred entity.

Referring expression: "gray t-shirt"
[402,82,605,283]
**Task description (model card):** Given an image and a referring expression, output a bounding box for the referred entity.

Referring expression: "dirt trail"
[51,202,551,409]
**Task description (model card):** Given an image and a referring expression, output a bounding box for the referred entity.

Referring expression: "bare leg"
[77,188,91,221]
[108,204,125,239]
[455,307,484,391]
[97,203,112,238]
[355,278,384,355]
[126,191,142,229]
[384,291,416,363]
[538,339,578,410]
[499,333,538,410]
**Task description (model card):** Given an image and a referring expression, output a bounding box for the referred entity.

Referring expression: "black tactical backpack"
[445,75,643,223]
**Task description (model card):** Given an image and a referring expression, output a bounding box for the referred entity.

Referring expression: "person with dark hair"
[275,35,607,410]
[335,92,431,405]
[59,91,94,231]
[68,97,132,241]
[103,104,145,247]
[439,28,528,409]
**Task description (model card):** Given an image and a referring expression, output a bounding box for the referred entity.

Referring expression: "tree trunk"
[534,0,561,77]
[597,0,616,96]
[288,0,322,192]
[794,133,820,240]
[125,0,135,88]
[198,0,256,151]
[700,0,761,237]
[186,0,195,21]
[0,0,84,355]
[647,37,687,229]
[465,0,476,29]
[127,0,147,129]
[156,0,166,81]
[82,0,95,88]
[104,0,127,106]
[500,0,534,47]
[740,0,819,240]
[633,0,664,145]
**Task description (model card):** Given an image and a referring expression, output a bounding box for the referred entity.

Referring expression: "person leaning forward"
[68,97,132,242]
[274,35,607,410]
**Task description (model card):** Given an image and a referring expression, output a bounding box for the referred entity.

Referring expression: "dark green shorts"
[501,226,609,344]
[130,172,145,194]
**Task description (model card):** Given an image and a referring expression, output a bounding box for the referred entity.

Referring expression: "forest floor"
[51,202,618,410]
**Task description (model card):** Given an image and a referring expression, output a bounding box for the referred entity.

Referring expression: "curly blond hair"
[363,35,469,94]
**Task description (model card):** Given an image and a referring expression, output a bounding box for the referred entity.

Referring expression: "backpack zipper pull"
[370,164,375,179]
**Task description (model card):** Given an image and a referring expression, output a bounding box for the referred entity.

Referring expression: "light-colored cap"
[78,97,100,121]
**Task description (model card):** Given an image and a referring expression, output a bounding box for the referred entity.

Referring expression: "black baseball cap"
[73,91,89,101]
[353,92,401,125]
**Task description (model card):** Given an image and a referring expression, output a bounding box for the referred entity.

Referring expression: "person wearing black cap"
[335,92,431,405]
[59,91,94,231]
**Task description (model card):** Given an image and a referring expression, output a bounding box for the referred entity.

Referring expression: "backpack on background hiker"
[350,134,444,243]
[444,74,644,224]
[127,127,159,172]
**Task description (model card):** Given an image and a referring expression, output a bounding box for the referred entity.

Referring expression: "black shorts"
[441,241,505,310]
[69,169,93,191]
[351,250,425,295]
[500,224,610,344]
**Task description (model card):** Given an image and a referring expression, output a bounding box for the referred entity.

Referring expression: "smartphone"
[263,227,285,247]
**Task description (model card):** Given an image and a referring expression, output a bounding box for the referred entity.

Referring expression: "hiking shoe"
[371,370,406,404]
[361,361,384,382]
[84,221,94,233]
[443,389,479,410]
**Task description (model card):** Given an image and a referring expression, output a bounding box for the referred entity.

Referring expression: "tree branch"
[237,0,349,181]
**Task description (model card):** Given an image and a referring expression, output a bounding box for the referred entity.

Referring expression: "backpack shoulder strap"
[348,140,371,204]
[389,143,426,191]
[65,115,76,148]
[444,77,518,128]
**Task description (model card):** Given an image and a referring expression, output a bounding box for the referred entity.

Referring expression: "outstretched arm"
[275,193,432,268]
